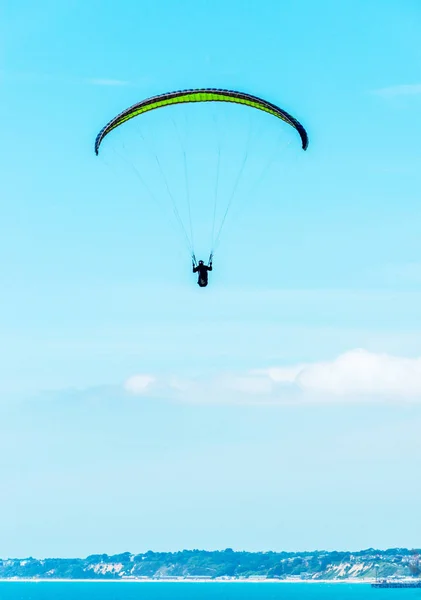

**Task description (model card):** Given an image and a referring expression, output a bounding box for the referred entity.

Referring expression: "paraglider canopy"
[95,88,308,155]
[94,87,308,263]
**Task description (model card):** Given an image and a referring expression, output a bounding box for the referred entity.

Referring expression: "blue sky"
[1,0,421,558]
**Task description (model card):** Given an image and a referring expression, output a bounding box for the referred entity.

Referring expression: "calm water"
[0,583,420,600]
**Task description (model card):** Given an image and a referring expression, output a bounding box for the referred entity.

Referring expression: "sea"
[0,582,420,600]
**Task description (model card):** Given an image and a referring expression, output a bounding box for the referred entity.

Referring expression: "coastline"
[0,577,378,583]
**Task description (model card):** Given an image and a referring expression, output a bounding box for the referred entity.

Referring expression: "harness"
[192,252,213,268]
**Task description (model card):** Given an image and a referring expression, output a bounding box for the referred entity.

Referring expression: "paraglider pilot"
[192,258,213,287]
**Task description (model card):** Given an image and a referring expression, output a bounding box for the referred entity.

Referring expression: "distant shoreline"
[0,577,377,583]
[2,549,417,582]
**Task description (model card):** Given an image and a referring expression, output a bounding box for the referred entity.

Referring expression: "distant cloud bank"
[124,349,421,404]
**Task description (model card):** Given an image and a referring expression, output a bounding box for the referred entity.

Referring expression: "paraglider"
[192,256,213,288]
[94,88,308,287]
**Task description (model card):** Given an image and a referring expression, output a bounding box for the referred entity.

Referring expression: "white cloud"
[372,83,421,97]
[124,374,155,394]
[277,349,421,397]
[124,349,421,404]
